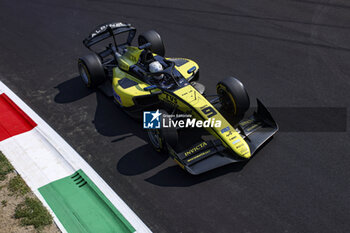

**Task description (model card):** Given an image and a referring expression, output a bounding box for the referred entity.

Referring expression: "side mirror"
[187,66,196,74]
[144,85,157,91]
[139,42,152,50]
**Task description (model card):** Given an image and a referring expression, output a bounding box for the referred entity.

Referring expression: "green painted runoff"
[39,170,135,233]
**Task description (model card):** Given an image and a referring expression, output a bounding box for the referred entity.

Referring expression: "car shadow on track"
[116,124,247,187]
[54,76,94,103]
[54,76,148,139]
[144,162,246,187]
[54,76,167,171]
[55,76,247,186]
[118,145,247,187]
[117,144,169,176]
[92,91,149,140]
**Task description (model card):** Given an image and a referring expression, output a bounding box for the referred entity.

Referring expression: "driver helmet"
[149,61,164,80]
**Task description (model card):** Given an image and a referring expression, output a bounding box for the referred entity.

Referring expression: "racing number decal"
[201,106,217,118]
[165,94,178,104]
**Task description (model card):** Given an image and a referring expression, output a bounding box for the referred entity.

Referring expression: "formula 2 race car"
[78,22,278,175]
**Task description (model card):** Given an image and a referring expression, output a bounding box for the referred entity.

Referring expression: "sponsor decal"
[143,110,161,129]
[226,131,233,137]
[181,89,193,97]
[232,139,240,145]
[246,122,263,132]
[228,136,237,141]
[91,22,127,38]
[113,89,122,104]
[187,149,211,163]
[239,119,253,127]
[221,126,230,134]
[184,142,208,157]
[240,147,248,153]
[164,93,177,104]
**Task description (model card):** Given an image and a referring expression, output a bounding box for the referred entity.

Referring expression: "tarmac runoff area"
[0,0,349,232]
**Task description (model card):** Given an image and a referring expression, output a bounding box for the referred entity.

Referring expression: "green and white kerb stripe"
[0,81,151,233]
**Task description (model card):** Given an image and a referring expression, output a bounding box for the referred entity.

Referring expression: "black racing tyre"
[216,77,250,119]
[138,30,165,56]
[78,53,106,88]
[147,110,178,153]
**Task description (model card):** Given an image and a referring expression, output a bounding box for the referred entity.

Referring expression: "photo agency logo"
[143,110,222,129]
[143,110,162,129]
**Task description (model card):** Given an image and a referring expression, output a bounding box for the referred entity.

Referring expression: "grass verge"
[0,151,14,180]
[8,175,30,196]
[0,151,59,232]
[15,197,53,229]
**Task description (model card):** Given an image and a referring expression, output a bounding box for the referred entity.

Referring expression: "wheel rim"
[138,36,147,46]
[218,89,232,110]
[148,129,161,149]
[79,64,89,85]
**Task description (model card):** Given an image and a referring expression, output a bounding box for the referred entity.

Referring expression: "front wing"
[167,99,278,175]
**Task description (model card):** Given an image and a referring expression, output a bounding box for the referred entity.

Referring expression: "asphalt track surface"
[0,0,349,232]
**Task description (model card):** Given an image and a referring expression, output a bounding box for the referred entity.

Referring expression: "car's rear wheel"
[78,53,106,88]
[138,30,165,56]
[147,110,178,153]
[217,77,250,120]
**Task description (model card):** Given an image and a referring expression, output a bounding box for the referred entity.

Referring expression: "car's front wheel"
[216,77,250,120]
[147,110,178,153]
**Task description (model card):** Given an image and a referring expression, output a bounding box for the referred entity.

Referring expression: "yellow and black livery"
[78,22,278,175]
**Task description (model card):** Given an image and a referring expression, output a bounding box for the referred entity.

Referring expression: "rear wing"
[83,22,136,49]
